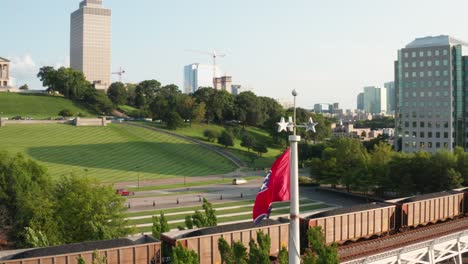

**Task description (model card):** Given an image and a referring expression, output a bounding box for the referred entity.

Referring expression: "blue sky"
[4,0,468,109]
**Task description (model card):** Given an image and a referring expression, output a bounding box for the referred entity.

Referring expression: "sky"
[4,0,468,109]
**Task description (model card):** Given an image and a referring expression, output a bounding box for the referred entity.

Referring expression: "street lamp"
[136,166,140,189]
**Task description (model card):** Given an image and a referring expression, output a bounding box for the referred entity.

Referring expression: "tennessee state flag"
[253,148,290,224]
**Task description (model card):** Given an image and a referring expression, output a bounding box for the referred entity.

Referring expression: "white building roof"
[405,35,468,48]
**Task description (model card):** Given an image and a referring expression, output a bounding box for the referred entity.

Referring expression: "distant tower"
[70,0,112,90]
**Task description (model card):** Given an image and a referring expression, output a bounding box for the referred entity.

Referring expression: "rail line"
[338,217,468,262]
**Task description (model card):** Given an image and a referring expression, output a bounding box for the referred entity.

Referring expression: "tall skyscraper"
[183,63,222,93]
[385,81,395,114]
[70,0,111,90]
[361,86,386,114]
[395,35,468,153]
[357,93,364,110]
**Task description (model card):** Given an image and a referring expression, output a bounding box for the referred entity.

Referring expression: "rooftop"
[0,57,10,62]
[405,35,468,48]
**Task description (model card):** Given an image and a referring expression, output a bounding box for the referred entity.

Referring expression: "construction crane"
[185,49,226,81]
[112,67,126,82]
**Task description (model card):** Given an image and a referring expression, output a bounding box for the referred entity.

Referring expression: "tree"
[186,198,217,229]
[107,82,128,105]
[172,242,199,264]
[135,80,161,108]
[203,129,220,142]
[178,94,196,123]
[54,174,131,244]
[234,91,265,126]
[252,142,268,157]
[125,83,137,107]
[303,227,339,264]
[240,133,255,152]
[248,231,270,264]
[218,130,234,148]
[83,89,114,114]
[58,109,74,117]
[192,102,206,123]
[0,152,58,248]
[218,237,248,264]
[38,66,92,100]
[152,212,170,239]
[166,111,184,130]
[19,84,29,90]
[278,246,288,264]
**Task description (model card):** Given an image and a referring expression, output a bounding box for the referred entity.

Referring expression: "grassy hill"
[138,122,284,169]
[0,124,237,183]
[0,93,95,119]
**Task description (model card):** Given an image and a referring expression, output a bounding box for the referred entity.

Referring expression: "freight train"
[301,189,467,245]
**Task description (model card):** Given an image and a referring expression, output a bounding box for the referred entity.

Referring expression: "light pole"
[136,166,140,190]
[277,90,318,264]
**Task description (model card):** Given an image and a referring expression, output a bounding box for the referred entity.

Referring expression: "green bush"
[58,109,74,117]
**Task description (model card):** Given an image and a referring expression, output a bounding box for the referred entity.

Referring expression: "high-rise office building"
[395,35,468,153]
[385,81,396,114]
[360,86,386,114]
[183,63,222,94]
[70,0,111,90]
[357,93,364,110]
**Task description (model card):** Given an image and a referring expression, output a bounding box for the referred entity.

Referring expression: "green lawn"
[132,202,330,234]
[0,93,95,119]
[137,122,284,169]
[0,124,237,182]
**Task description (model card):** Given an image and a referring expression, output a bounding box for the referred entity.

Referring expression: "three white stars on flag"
[277,117,318,133]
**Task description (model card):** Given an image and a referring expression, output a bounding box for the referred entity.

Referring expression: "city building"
[213,76,232,92]
[0,57,10,87]
[231,84,241,95]
[385,81,396,114]
[313,103,332,113]
[183,63,222,93]
[357,93,364,110]
[395,35,468,153]
[70,0,112,90]
[363,86,386,114]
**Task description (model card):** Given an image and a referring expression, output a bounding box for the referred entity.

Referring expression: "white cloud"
[9,54,38,83]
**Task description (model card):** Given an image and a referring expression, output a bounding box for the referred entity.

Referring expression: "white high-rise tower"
[70,0,112,90]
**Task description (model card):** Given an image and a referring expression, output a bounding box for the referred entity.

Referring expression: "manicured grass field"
[129,198,331,234]
[0,124,237,182]
[0,93,95,118]
[138,122,284,169]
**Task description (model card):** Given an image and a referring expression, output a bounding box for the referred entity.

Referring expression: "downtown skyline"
[4,0,468,109]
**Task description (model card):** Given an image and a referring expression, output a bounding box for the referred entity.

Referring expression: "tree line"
[37,66,333,143]
[0,151,130,248]
[302,138,467,197]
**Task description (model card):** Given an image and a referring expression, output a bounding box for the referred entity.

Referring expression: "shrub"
[58,109,74,117]
[203,129,220,142]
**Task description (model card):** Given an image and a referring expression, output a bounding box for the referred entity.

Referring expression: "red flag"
[253,148,290,224]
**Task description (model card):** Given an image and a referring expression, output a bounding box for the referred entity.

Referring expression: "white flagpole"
[289,90,301,264]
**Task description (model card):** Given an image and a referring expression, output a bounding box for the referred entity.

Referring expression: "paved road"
[125,180,367,213]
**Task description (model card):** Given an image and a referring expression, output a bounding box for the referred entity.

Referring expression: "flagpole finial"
[292,89,298,97]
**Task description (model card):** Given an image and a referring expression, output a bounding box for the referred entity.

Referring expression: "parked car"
[116,189,135,196]
[11,116,22,120]
[232,178,248,185]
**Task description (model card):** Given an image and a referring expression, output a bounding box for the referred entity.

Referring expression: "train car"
[160,220,289,264]
[453,187,468,216]
[398,191,464,229]
[301,203,397,245]
[0,236,161,264]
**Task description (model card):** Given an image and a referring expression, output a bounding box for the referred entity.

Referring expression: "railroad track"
[338,217,468,262]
